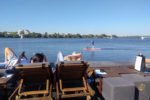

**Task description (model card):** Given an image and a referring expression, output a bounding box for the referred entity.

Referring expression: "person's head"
[30,53,47,63]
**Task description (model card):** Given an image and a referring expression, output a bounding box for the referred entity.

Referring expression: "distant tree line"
[0,31,118,38]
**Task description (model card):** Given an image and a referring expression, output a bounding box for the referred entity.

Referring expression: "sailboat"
[141,36,144,40]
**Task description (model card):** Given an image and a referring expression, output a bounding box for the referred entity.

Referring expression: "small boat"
[83,47,101,51]
[83,40,101,51]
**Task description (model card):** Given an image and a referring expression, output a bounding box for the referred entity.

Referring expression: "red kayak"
[83,47,101,51]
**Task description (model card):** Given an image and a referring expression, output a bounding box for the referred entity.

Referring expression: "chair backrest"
[15,62,52,82]
[57,61,89,81]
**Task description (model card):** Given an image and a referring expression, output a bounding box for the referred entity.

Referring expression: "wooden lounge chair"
[9,62,53,100]
[56,61,91,100]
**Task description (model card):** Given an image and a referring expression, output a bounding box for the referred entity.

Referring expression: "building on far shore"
[17,29,30,39]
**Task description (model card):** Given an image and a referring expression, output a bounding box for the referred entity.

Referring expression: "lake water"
[0,38,150,63]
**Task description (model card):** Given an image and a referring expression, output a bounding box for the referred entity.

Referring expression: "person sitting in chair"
[64,51,82,61]
[30,53,47,63]
[18,52,47,64]
[1,48,29,69]
[1,47,47,67]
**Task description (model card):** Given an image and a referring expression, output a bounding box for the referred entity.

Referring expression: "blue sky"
[0,0,150,36]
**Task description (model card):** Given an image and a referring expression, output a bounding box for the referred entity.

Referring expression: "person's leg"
[5,48,17,64]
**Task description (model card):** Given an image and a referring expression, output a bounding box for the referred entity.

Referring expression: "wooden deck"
[1,61,150,100]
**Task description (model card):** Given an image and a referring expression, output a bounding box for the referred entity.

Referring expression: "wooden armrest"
[62,87,86,92]
[61,93,90,98]
[20,90,49,96]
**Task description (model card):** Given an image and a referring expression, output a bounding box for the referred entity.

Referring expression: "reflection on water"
[90,51,95,59]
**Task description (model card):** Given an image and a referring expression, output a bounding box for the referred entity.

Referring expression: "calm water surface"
[0,38,150,63]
